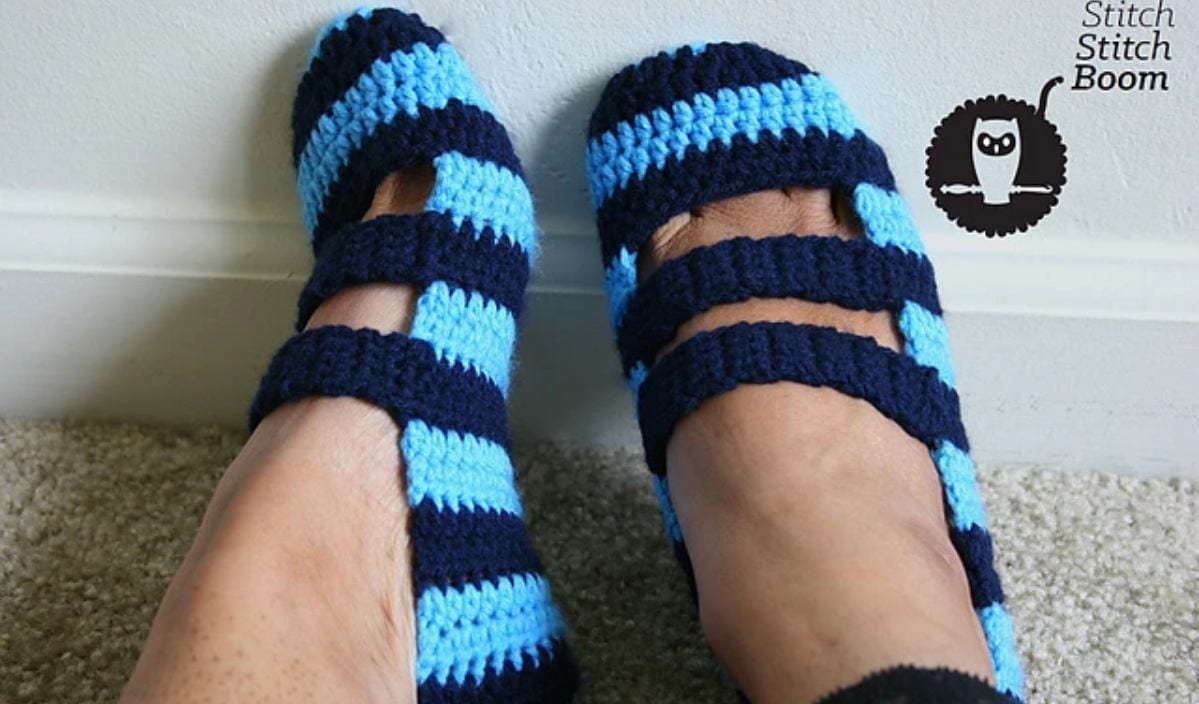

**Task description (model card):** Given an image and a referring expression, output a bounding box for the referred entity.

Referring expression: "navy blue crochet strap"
[637,321,968,475]
[596,132,894,263]
[248,326,508,446]
[297,213,529,329]
[617,234,941,373]
[293,8,446,165]
[312,103,521,251]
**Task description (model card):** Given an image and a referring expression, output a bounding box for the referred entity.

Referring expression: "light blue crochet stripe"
[297,41,491,230]
[308,7,375,62]
[979,602,1025,699]
[651,475,684,543]
[402,419,522,517]
[897,301,956,388]
[603,248,639,332]
[627,362,649,406]
[853,183,926,255]
[586,73,858,206]
[411,281,516,394]
[931,440,987,531]
[852,181,950,386]
[854,181,1020,691]
[855,181,951,388]
[425,151,538,257]
[416,572,566,686]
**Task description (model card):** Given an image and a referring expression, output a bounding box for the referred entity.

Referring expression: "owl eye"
[1001,134,1014,149]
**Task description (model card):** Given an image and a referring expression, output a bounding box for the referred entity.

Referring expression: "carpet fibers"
[1,419,1195,702]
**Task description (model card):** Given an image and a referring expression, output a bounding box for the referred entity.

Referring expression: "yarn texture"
[586,41,1024,700]
[252,9,577,702]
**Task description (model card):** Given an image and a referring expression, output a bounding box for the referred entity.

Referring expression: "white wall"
[0,1,1196,473]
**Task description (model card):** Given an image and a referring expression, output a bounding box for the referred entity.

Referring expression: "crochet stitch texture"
[586,41,1024,700]
[252,9,577,702]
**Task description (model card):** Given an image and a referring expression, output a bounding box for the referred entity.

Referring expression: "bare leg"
[121,171,432,704]
[645,189,994,703]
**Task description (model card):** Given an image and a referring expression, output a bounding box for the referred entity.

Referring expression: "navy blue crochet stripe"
[248,326,508,446]
[616,235,941,374]
[952,524,1006,608]
[312,101,522,252]
[298,213,528,330]
[416,638,579,704]
[588,42,814,139]
[292,9,446,165]
[637,322,967,475]
[410,499,543,592]
[596,129,895,263]
[671,539,698,605]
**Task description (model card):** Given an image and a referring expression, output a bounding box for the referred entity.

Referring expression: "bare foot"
[120,166,435,704]
[643,186,993,704]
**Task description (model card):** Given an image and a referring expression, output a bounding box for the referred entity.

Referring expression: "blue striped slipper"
[251,9,578,702]
[586,42,1024,701]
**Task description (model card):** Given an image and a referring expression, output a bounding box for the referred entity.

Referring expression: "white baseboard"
[1,210,1196,476]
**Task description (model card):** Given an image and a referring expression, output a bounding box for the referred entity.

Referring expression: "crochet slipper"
[586,42,1024,701]
[253,9,577,702]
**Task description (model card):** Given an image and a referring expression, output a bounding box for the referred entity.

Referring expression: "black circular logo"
[925,77,1068,237]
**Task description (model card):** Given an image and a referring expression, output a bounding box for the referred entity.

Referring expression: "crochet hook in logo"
[925,78,1068,237]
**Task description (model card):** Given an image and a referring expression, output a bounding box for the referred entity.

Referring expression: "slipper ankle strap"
[637,321,968,475]
[616,235,941,373]
[248,325,508,446]
[298,213,530,329]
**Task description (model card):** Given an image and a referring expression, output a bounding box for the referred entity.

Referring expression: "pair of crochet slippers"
[250,8,1023,702]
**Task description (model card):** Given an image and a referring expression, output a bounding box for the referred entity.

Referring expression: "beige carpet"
[0,419,1195,703]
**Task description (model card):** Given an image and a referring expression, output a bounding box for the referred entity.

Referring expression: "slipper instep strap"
[617,235,941,373]
[297,213,530,329]
[248,326,507,445]
[637,321,967,475]
[308,107,520,252]
[595,134,892,264]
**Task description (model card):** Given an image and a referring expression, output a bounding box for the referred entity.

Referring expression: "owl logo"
[972,118,1021,205]
[925,77,1068,236]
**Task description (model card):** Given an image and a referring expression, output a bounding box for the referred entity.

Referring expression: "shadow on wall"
[523,73,609,236]
[238,29,312,219]
[45,34,313,426]
[508,74,641,444]
[19,25,634,442]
